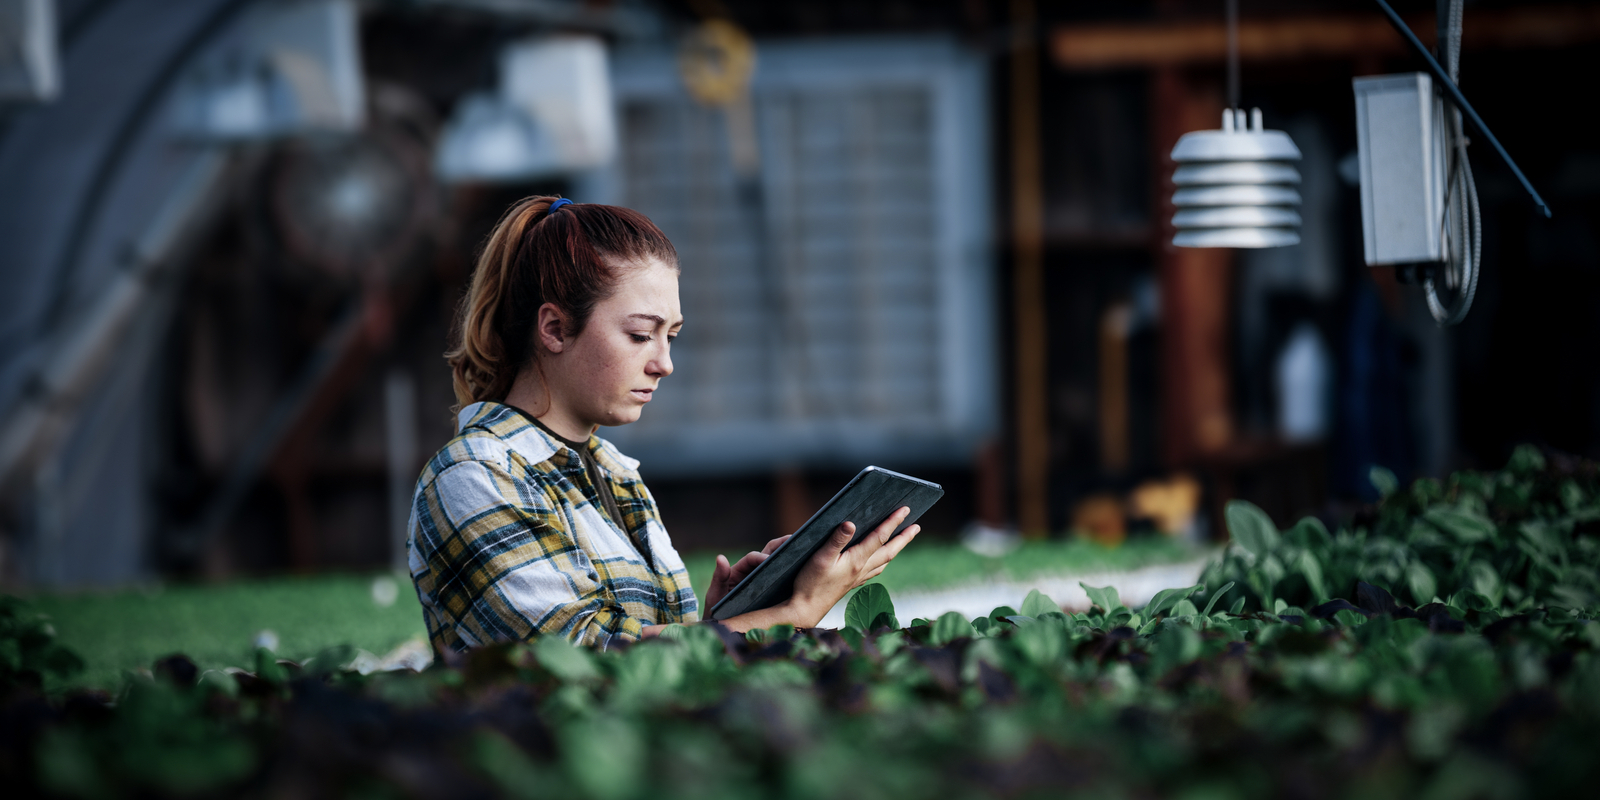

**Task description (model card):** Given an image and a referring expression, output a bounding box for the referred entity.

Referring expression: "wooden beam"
[1051,6,1600,70]
[1151,68,1234,468]
[1011,0,1050,538]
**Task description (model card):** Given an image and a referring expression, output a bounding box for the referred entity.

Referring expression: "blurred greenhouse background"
[1,0,1597,618]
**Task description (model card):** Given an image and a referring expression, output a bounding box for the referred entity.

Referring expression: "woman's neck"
[504,372,593,441]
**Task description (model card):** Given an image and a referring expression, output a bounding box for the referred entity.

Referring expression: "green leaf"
[535,636,601,684]
[1145,585,1202,618]
[1286,516,1332,547]
[1559,480,1585,512]
[1468,561,1503,606]
[839,626,864,651]
[303,644,355,678]
[1079,583,1122,614]
[562,716,643,800]
[1013,620,1066,664]
[930,612,976,645]
[1506,444,1545,475]
[472,731,548,800]
[1019,589,1061,618]
[1229,597,1246,615]
[1201,582,1236,616]
[254,648,288,685]
[1424,507,1497,543]
[1225,500,1280,556]
[1334,609,1368,627]
[1300,551,1329,601]
[198,669,238,698]
[1154,624,1203,668]
[1406,562,1437,606]
[1370,466,1399,498]
[846,584,898,632]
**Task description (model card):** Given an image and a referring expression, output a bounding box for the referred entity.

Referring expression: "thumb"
[714,554,731,582]
[824,521,855,558]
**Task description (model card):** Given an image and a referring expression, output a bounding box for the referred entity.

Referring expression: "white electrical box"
[501,36,617,170]
[1353,73,1449,266]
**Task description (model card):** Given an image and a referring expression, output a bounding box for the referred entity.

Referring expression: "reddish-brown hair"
[447,196,677,408]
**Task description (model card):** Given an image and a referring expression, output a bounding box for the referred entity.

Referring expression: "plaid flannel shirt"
[408,401,699,652]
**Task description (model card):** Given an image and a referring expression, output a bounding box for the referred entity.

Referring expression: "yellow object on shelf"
[1129,473,1202,538]
[1071,493,1127,547]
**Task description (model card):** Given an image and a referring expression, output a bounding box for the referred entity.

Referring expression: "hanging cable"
[1425,0,1481,325]
[1225,0,1239,110]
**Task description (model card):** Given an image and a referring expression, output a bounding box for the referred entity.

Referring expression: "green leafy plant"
[0,596,83,698]
[1200,444,1600,614]
[5,446,1600,799]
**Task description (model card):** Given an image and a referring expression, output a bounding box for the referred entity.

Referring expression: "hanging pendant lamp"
[1170,107,1302,248]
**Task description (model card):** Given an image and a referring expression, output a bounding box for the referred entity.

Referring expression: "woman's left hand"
[705,534,792,609]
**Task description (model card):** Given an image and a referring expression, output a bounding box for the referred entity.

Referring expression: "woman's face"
[544,258,681,430]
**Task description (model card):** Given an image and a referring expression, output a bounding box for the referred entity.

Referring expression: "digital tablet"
[707,466,944,621]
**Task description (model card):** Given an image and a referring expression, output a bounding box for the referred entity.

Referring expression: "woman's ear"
[536,302,571,354]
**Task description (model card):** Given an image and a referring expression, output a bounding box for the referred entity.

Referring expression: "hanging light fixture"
[1170,108,1302,248]
[1169,0,1302,249]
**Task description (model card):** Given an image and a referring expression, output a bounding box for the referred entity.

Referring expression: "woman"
[408,196,920,652]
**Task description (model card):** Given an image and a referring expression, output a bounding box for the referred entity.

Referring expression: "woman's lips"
[631,389,654,402]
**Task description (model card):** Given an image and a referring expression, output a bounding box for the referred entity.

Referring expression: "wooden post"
[1010,0,1050,538]
[774,468,810,539]
[1099,303,1132,474]
[1151,67,1235,468]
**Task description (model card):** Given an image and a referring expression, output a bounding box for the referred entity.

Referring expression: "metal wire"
[1424,0,1481,325]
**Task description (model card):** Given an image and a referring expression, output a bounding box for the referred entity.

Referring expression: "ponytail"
[447,196,677,410]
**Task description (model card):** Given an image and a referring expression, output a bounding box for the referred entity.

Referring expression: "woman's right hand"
[705,534,791,610]
[783,507,920,627]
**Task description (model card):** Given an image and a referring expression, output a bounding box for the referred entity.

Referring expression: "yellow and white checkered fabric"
[408,402,698,652]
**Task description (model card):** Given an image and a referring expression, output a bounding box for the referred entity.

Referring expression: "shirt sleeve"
[413,457,648,650]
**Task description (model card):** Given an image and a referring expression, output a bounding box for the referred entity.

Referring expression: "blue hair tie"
[548,198,573,213]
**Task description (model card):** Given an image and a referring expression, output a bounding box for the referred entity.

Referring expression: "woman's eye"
[666,334,677,343]
[629,334,651,343]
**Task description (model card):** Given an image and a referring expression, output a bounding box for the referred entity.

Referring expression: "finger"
[731,551,768,578]
[821,521,855,561]
[876,507,912,545]
[853,507,912,560]
[862,524,920,572]
[762,534,792,555]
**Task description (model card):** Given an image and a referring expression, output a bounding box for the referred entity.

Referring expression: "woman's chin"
[601,408,645,427]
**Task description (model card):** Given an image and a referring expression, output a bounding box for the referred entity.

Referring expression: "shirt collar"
[457,401,640,477]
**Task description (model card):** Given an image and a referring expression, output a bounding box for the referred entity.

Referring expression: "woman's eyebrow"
[627,313,682,326]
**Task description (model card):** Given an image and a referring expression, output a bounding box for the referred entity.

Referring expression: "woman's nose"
[649,343,673,377]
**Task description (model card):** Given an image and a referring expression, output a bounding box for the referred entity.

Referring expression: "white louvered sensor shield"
[1170,108,1302,248]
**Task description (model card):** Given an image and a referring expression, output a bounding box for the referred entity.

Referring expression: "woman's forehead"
[607,261,681,322]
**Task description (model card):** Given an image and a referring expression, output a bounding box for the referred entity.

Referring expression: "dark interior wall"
[1451,45,1600,466]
